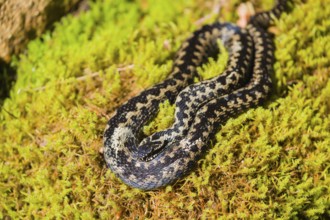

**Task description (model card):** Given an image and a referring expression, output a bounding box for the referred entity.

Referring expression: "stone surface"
[0,0,81,62]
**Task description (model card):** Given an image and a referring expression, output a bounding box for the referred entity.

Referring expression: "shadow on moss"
[0,59,16,107]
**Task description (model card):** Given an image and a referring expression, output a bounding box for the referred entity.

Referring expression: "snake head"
[135,131,170,161]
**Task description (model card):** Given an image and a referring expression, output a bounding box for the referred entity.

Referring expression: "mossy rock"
[0,0,329,219]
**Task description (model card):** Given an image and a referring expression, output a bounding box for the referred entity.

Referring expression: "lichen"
[0,0,329,219]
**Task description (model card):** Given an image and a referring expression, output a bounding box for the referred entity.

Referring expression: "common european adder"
[103,0,292,190]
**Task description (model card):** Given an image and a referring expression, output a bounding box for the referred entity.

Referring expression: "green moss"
[143,100,175,136]
[1,0,329,219]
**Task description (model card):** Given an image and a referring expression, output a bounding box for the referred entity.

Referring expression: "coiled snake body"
[104,0,291,190]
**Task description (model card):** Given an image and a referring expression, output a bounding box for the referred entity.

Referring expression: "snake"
[103,0,292,190]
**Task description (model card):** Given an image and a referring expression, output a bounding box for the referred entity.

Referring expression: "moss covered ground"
[0,0,329,219]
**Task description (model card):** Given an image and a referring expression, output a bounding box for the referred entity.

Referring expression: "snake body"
[104,0,291,190]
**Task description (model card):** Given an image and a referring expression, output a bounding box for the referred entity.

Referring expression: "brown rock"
[0,0,82,62]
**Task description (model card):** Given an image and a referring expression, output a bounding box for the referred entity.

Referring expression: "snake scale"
[103,0,292,190]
